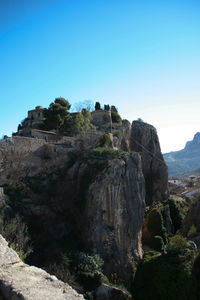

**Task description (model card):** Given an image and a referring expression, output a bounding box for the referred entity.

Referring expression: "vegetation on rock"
[111,110,122,123]
[133,237,198,300]
[70,109,95,135]
[42,97,71,134]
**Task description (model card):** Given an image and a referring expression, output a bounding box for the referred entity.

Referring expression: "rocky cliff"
[0,117,168,297]
[0,135,146,291]
[130,121,168,204]
[83,153,145,283]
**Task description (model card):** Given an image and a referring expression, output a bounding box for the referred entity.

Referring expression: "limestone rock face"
[83,153,145,284]
[0,235,84,300]
[130,121,168,204]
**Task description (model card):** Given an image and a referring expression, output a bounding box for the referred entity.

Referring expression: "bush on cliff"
[0,214,32,261]
[143,207,168,250]
[166,197,187,232]
[70,109,95,135]
[111,110,121,123]
[99,133,112,147]
[70,252,108,297]
[93,147,127,159]
[133,239,198,300]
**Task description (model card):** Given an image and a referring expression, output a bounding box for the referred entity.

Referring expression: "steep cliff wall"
[51,151,146,286]
[130,121,168,204]
[83,153,145,283]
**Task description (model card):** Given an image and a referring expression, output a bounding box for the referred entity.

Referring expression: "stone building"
[17,106,44,137]
[24,106,44,129]
[91,110,112,130]
[17,105,114,140]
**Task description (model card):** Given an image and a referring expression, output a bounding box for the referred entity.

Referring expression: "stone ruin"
[16,105,114,140]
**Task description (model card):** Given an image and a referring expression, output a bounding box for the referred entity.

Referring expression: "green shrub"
[0,214,32,261]
[167,198,186,232]
[188,224,197,238]
[99,134,112,147]
[93,147,127,159]
[71,252,107,292]
[146,207,168,245]
[166,234,189,255]
[133,246,197,300]
[111,111,121,123]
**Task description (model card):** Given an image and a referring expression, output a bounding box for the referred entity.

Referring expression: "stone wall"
[28,106,44,121]
[0,136,71,185]
[31,129,57,142]
[91,110,112,129]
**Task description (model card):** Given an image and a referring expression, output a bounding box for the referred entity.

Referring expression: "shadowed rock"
[130,121,168,204]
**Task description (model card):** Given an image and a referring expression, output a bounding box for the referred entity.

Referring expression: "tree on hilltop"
[42,97,72,134]
[71,109,95,134]
[95,102,101,110]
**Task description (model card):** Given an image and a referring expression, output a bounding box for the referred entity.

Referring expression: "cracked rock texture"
[0,235,84,300]
[83,153,145,284]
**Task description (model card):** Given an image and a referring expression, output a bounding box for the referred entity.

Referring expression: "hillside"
[164,132,200,177]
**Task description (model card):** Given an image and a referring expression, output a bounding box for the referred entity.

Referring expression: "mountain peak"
[185,132,200,149]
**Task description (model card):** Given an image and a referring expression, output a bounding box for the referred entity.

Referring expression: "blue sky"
[0,0,200,152]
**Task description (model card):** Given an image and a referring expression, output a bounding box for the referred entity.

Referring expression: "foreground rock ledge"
[0,235,84,300]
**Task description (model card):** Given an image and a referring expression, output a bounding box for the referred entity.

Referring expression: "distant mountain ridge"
[185,132,200,149]
[164,132,200,177]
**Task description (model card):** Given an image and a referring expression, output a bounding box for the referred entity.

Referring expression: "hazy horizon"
[1,0,200,153]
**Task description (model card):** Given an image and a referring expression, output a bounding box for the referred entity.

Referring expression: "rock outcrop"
[0,135,146,290]
[130,121,168,204]
[0,235,84,300]
[0,118,167,295]
[96,283,131,300]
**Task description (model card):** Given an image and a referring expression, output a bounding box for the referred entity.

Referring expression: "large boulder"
[0,235,84,300]
[130,121,168,204]
[96,283,131,300]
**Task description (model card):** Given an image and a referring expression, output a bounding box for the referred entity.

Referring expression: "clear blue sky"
[0,0,200,152]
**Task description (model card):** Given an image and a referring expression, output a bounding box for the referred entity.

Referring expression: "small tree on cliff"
[111,106,121,123]
[71,109,95,134]
[42,98,71,134]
